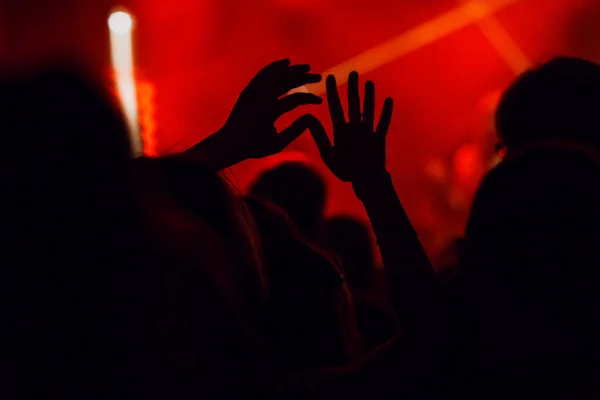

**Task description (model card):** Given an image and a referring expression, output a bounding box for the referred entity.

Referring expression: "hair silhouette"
[496,57,600,152]
[248,161,326,241]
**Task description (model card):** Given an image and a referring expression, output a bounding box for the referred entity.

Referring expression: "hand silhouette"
[205,59,322,168]
[308,72,393,183]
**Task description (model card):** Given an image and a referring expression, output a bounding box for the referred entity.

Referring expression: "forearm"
[176,127,240,171]
[352,173,438,330]
[353,173,431,274]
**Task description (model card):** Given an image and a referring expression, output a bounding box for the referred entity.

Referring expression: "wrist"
[352,170,392,186]
[351,171,393,198]
[180,125,240,171]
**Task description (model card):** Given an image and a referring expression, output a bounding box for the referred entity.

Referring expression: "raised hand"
[309,73,435,333]
[182,59,322,170]
[308,71,393,183]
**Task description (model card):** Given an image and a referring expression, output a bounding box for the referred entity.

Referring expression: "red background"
[3,0,600,263]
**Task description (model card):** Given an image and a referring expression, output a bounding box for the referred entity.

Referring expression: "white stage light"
[109,10,142,156]
[109,11,133,35]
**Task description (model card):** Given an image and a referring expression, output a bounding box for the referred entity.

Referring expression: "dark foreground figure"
[4,56,600,399]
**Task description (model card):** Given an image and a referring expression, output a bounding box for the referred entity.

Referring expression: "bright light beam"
[469,13,531,75]
[305,0,522,95]
[109,10,142,157]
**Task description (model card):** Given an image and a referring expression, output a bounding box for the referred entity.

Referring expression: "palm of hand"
[221,59,322,163]
[308,72,393,183]
[326,121,387,182]
[226,95,285,160]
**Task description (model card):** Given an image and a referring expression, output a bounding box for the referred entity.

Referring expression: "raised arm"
[307,72,437,331]
[178,59,322,170]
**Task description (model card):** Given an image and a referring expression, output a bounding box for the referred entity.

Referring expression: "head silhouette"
[322,216,374,289]
[248,161,326,241]
[1,66,154,396]
[496,57,600,153]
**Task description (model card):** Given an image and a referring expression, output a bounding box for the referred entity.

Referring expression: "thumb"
[304,114,333,161]
[274,114,315,152]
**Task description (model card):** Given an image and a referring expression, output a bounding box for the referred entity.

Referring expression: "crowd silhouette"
[4,53,600,398]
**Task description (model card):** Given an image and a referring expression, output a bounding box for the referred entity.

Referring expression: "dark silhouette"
[321,216,397,351]
[130,60,326,398]
[1,67,157,398]
[179,59,322,170]
[308,71,436,336]
[284,67,600,399]
[10,50,600,400]
[291,71,440,398]
[3,59,324,399]
[435,237,464,285]
[133,157,271,399]
[322,217,375,286]
[248,161,327,241]
[496,57,600,153]
[448,144,600,398]
[246,197,359,373]
[282,145,600,399]
[131,60,328,398]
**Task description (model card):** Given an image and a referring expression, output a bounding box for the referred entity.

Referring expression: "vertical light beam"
[109,11,142,156]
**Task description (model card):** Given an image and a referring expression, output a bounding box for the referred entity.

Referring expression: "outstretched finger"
[348,71,361,125]
[275,93,323,118]
[364,80,375,132]
[288,64,311,75]
[275,114,314,152]
[376,97,394,137]
[282,72,322,96]
[326,75,346,132]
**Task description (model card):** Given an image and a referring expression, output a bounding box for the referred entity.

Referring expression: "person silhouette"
[282,69,600,399]
[1,66,153,398]
[134,59,326,398]
[246,197,359,373]
[451,144,600,398]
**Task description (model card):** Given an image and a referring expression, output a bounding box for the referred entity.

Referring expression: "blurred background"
[2,0,600,265]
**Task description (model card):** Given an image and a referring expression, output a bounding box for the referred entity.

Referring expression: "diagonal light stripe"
[471,14,531,74]
[459,0,531,74]
[299,0,522,95]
